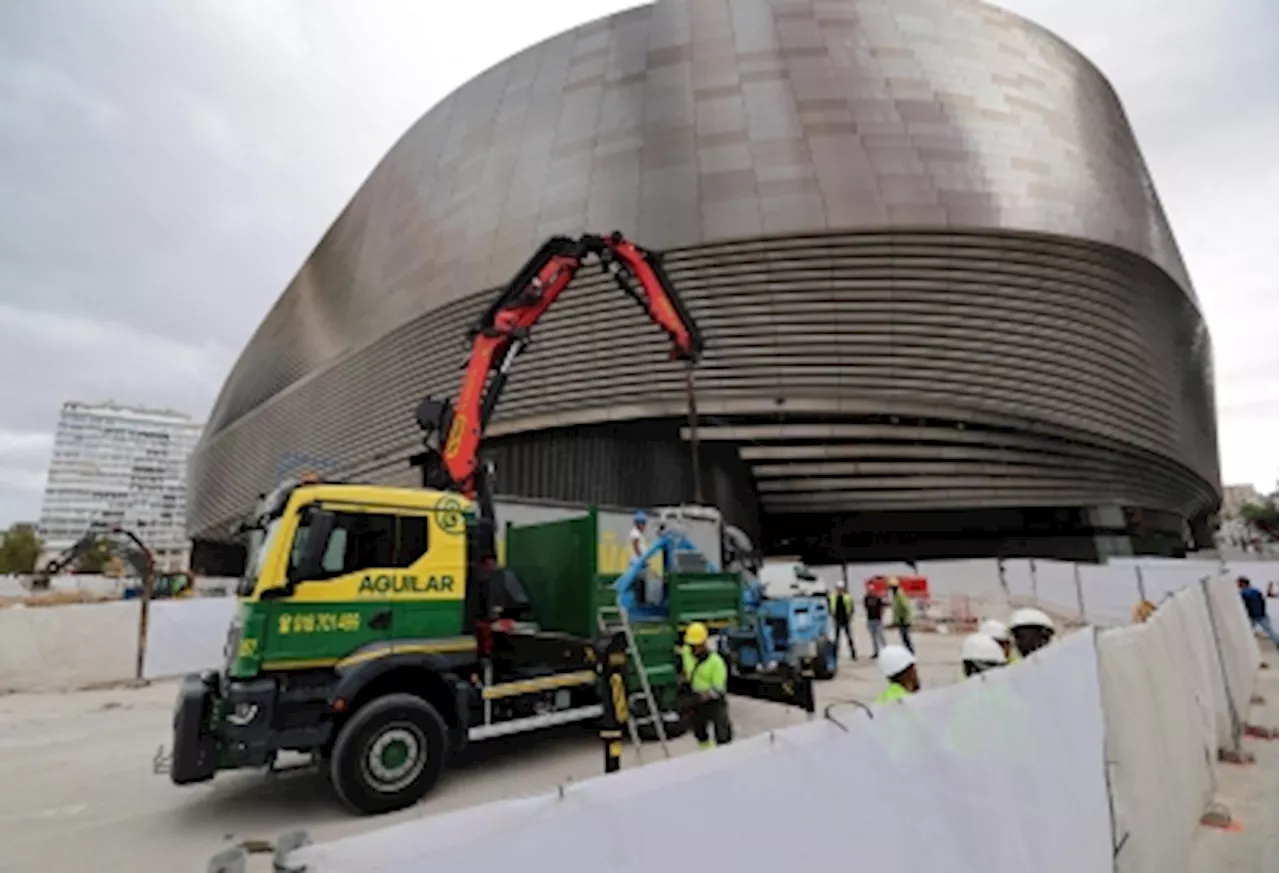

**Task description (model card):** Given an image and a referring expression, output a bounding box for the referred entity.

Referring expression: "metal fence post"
[1198,576,1250,763]
[1073,563,1086,623]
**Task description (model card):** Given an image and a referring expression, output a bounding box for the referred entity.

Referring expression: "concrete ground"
[0,624,1275,873]
[1189,646,1279,873]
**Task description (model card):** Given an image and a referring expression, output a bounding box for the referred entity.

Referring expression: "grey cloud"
[0,0,1274,528]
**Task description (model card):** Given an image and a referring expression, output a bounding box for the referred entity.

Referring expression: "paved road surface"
[1190,648,1279,872]
[0,625,948,872]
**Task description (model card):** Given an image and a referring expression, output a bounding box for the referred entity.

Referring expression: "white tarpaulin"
[1131,564,1210,604]
[141,597,238,679]
[1226,559,1278,591]
[1003,558,1035,601]
[1201,574,1262,738]
[1078,564,1140,626]
[1097,586,1220,873]
[293,631,1113,873]
[0,600,140,692]
[1033,559,1082,619]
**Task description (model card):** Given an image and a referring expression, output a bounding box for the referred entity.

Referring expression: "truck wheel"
[812,639,837,680]
[329,693,449,815]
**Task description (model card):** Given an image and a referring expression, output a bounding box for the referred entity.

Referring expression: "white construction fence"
[0,559,1273,692]
[286,573,1262,873]
[820,556,1278,629]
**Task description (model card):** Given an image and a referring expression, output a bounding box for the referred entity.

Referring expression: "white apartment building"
[37,401,204,572]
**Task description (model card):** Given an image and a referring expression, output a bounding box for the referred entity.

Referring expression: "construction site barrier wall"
[1098,585,1221,873]
[140,598,238,680]
[0,600,141,693]
[1201,574,1264,746]
[0,559,1271,691]
[293,630,1115,873]
[272,573,1264,873]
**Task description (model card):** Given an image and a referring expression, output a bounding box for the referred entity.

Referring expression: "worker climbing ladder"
[597,601,672,760]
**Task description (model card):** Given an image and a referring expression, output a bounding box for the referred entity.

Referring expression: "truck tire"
[329,693,449,815]
[812,639,837,680]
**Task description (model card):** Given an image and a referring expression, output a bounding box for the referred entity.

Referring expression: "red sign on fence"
[864,574,930,601]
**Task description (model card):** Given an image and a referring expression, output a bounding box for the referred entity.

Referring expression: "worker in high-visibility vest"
[829,583,857,660]
[888,576,915,654]
[680,622,733,749]
[875,644,920,703]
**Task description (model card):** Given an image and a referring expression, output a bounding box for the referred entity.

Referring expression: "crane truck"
[162,233,810,815]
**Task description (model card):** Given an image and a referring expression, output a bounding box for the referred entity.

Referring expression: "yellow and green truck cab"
[167,479,744,815]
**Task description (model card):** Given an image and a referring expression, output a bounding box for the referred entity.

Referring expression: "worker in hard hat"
[960,632,1007,678]
[628,511,661,606]
[1009,608,1055,658]
[829,582,856,660]
[979,618,1015,663]
[887,577,915,654]
[875,644,920,703]
[680,622,732,749]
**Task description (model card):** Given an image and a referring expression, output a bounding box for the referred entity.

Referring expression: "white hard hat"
[1010,607,1054,631]
[979,619,1010,642]
[878,644,916,679]
[961,633,1007,664]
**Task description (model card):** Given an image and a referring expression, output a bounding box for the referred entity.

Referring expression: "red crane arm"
[412,232,704,499]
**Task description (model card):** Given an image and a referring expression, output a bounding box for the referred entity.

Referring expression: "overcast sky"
[0,0,1275,527]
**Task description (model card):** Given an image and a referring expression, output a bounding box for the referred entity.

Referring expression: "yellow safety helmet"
[887,576,901,588]
[684,622,709,646]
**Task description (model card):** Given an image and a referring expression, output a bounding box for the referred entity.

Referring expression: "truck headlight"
[227,702,259,726]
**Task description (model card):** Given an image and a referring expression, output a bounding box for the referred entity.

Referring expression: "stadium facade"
[189,0,1220,572]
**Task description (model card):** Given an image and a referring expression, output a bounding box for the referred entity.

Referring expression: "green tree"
[0,523,44,574]
[1239,493,1278,540]
[75,537,115,573]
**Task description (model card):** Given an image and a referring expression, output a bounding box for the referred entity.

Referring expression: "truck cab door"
[392,503,469,642]
[259,508,399,670]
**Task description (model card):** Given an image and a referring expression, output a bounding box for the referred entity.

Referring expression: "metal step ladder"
[597,601,671,760]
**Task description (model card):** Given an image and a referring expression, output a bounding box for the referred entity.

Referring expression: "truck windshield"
[238,518,282,596]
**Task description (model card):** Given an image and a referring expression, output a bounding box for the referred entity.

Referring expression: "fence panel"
[1078,564,1140,626]
[293,633,1113,873]
[1002,559,1035,601]
[1097,587,1219,873]
[1033,559,1081,619]
[141,598,239,679]
[1201,574,1263,740]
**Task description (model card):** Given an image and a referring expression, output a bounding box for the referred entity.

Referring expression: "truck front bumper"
[169,673,219,785]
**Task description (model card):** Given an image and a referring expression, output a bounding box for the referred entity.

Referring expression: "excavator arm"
[411,232,704,499]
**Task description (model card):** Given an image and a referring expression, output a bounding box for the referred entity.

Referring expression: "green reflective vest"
[681,645,728,694]
[829,591,852,620]
[891,590,912,625]
[876,682,910,704]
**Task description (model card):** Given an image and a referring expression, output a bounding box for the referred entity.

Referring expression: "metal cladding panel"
[189,0,1219,543]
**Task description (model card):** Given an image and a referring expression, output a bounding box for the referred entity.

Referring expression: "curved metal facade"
[190,0,1220,554]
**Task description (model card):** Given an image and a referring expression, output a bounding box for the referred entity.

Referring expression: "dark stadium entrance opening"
[763,505,1195,565]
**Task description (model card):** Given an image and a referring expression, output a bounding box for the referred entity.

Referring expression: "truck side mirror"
[288,508,336,587]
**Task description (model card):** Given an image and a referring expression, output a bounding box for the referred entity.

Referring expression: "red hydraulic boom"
[411,232,704,505]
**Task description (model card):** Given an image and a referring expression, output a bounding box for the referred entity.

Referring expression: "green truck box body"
[505,512,600,639]
[506,510,743,711]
